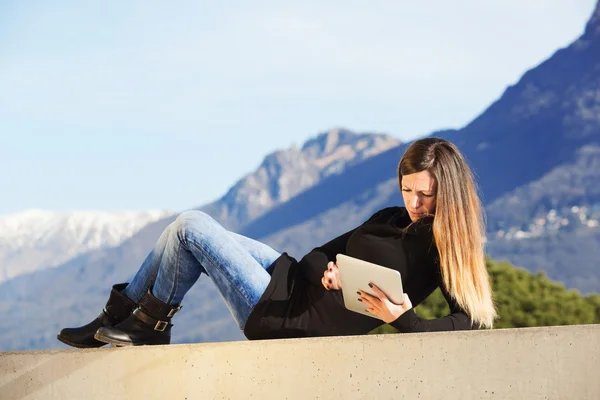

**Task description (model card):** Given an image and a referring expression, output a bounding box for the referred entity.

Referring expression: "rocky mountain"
[0,129,399,351]
[239,0,600,288]
[0,2,599,352]
[0,209,173,282]
[200,128,400,231]
[0,129,394,285]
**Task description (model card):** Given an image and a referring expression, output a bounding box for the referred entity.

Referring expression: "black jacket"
[243,207,476,340]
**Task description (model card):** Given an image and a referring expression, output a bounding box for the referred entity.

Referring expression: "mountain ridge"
[0,209,173,282]
[199,128,400,231]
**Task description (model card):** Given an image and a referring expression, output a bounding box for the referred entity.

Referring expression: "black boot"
[57,283,137,348]
[94,290,181,346]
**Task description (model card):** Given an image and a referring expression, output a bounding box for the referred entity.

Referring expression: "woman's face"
[401,170,437,222]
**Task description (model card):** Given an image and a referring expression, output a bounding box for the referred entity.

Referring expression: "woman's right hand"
[322,261,342,290]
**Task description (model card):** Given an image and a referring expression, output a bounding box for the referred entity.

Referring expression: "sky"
[0,0,597,214]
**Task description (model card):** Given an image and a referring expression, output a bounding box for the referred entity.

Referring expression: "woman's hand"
[322,261,342,290]
[358,283,413,323]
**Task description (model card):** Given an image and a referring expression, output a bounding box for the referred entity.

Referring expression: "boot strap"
[98,309,118,326]
[133,308,174,332]
[167,305,182,317]
[138,290,182,318]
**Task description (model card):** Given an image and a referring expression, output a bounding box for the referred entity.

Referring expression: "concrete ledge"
[1,325,599,399]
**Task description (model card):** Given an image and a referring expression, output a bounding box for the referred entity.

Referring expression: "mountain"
[0,128,394,285]
[485,145,600,232]
[0,129,399,351]
[199,128,400,231]
[0,209,173,283]
[1,2,599,352]
[239,0,600,290]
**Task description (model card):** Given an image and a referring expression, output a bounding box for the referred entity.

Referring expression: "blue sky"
[0,0,597,214]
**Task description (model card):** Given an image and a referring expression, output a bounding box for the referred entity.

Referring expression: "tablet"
[335,253,404,319]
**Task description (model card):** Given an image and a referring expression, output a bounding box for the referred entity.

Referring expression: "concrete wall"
[1,325,599,400]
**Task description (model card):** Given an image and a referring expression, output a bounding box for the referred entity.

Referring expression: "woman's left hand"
[358,283,413,323]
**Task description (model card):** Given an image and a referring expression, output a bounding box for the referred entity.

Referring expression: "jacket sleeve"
[298,207,399,287]
[297,228,357,287]
[389,284,478,332]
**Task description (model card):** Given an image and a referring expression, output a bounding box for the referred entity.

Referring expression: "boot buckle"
[154,321,169,331]
[167,306,182,317]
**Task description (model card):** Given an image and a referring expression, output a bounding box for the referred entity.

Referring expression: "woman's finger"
[358,292,385,319]
[324,268,336,279]
[324,271,334,284]
[323,264,344,290]
[325,271,336,285]
[359,290,378,303]
[365,307,381,319]
[358,290,378,307]
[327,268,342,287]
[368,283,389,301]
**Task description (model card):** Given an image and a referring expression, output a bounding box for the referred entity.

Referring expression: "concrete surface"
[1,324,599,400]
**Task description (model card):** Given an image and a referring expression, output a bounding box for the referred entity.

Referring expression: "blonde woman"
[319,137,498,332]
[58,138,496,347]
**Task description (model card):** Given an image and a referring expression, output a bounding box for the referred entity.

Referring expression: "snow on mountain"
[0,209,173,282]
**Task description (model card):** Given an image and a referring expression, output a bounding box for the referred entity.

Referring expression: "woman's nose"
[411,195,420,209]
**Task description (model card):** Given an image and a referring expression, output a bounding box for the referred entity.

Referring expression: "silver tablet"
[336,253,404,319]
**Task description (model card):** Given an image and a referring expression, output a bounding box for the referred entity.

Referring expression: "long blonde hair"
[398,138,497,328]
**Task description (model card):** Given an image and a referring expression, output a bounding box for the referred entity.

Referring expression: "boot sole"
[94,332,134,347]
[94,332,170,347]
[57,334,107,349]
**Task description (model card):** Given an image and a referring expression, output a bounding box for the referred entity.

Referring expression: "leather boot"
[94,289,181,346]
[57,283,137,348]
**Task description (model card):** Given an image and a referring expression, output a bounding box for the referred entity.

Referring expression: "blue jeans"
[122,211,281,330]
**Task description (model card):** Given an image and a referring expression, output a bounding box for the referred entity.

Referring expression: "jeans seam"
[140,223,172,303]
[197,240,256,318]
[171,239,181,304]
[204,258,254,329]
[167,228,184,305]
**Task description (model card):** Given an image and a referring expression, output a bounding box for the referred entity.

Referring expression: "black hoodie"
[243,206,476,340]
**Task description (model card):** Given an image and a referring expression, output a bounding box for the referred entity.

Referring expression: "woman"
[58,138,497,347]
